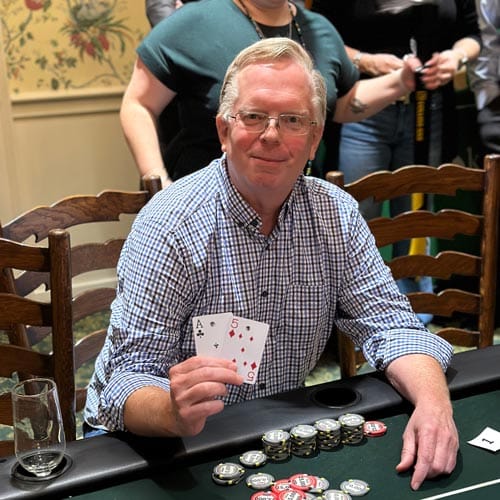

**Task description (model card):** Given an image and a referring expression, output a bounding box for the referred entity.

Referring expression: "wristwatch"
[352,51,364,69]
[457,50,468,70]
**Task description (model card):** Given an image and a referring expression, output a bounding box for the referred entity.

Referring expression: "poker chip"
[240,450,268,468]
[262,429,291,462]
[289,473,318,491]
[212,462,245,480]
[338,413,365,445]
[289,424,318,457]
[251,491,279,500]
[278,490,307,500]
[211,473,244,486]
[314,418,341,450]
[309,476,330,493]
[211,461,245,486]
[363,420,387,437]
[320,490,353,500]
[271,478,294,494]
[247,472,276,490]
[339,479,370,496]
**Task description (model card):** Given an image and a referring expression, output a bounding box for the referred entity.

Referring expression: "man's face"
[216,60,323,202]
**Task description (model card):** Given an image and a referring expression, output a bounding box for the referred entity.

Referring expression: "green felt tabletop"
[71,390,500,500]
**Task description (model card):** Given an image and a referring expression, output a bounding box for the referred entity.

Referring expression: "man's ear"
[216,115,229,153]
[309,124,325,161]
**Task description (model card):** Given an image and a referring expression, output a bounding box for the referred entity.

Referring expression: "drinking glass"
[11,378,66,478]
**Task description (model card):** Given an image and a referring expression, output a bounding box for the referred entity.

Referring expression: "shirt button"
[258,383,266,390]
[261,291,268,298]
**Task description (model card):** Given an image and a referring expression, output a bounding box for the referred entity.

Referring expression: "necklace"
[237,0,306,49]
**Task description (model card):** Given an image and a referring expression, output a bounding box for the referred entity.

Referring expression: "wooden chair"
[0,229,74,456]
[326,155,500,378]
[1,175,162,413]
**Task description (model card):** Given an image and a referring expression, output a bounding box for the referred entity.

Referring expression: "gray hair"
[218,38,327,125]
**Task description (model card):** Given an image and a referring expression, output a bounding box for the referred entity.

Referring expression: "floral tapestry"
[1,0,149,94]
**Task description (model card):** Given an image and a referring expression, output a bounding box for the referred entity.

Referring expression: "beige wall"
[0,2,150,292]
[7,89,139,219]
[1,1,149,227]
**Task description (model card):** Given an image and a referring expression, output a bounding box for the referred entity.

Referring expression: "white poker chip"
[247,472,276,490]
[340,479,370,496]
[322,490,353,500]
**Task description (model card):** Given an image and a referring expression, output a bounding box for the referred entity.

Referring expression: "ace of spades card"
[192,313,233,357]
[220,316,269,384]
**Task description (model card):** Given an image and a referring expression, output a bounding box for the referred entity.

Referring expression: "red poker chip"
[289,473,317,491]
[278,490,306,500]
[363,420,387,437]
[251,491,278,500]
[271,479,294,494]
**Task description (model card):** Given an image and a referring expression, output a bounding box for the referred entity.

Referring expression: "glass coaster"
[11,455,73,482]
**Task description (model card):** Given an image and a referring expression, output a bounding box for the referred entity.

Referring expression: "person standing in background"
[122,0,426,188]
[312,0,481,323]
[469,0,500,329]
[146,0,183,27]
[469,0,500,154]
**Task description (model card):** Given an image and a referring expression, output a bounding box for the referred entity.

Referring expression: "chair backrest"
[326,155,500,378]
[1,175,162,413]
[0,229,74,456]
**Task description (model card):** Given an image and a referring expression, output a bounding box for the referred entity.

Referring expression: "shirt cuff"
[363,330,454,372]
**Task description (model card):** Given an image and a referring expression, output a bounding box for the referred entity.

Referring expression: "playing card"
[192,313,233,357]
[219,316,269,384]
[468,427,500,452]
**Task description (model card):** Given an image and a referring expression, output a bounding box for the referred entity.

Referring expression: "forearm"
[123,386,179,437]
[451,37,481,66]
[334,68,411,122]
[120,102,171,186]
[385,354,452,410]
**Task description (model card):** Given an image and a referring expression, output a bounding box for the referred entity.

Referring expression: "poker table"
[1,346,499,500]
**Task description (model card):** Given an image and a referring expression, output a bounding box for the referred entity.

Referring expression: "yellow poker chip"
[363,420,387,437]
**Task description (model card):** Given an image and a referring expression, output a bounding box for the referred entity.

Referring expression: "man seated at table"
[85,38,458,490]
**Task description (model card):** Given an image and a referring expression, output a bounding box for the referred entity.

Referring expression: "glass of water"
[11,378,66,478]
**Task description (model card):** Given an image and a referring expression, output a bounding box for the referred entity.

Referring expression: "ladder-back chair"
[1,175,162,412]
[0,229,74,456]
[326,155,500,378]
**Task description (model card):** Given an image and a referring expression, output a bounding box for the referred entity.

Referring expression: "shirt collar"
[216,154,304,233]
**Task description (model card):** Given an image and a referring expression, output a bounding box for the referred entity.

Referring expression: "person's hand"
[398,54,425,94]
[396,399,459,490]
[417,50,462,90]
[168,356,244,436]
[360,53,403,77]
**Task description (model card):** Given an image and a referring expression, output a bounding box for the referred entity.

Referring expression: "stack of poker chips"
[289,424,318,457]
[261,429,291,462]
[211,462,245,486]
[314,418,342,451]
[339,413,365,445]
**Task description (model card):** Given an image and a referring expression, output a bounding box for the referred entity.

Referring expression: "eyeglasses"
[227,111,317,136]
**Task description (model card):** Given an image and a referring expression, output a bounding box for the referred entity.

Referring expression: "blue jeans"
[338,94,443,322]
[83,422,108,438]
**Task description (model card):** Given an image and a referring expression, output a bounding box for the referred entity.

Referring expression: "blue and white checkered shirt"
[85,157,453,431]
